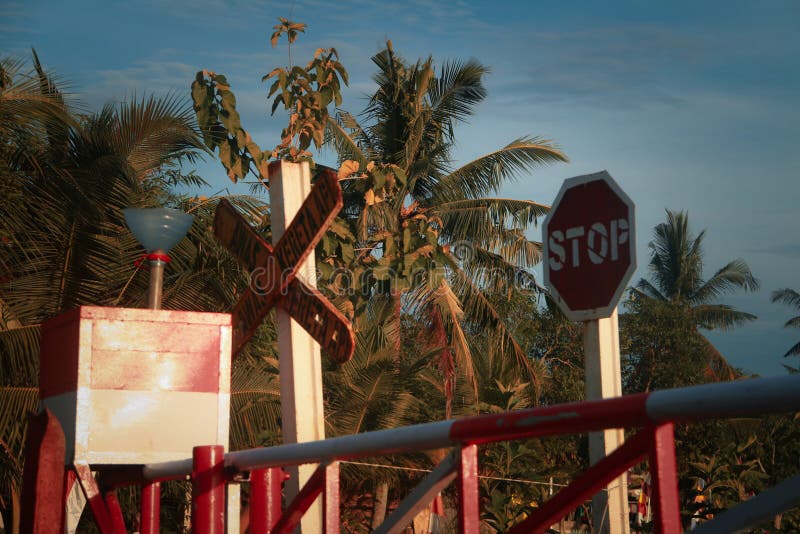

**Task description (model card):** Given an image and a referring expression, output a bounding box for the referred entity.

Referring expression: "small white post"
[584,307,630,534]
[270,160,325,533]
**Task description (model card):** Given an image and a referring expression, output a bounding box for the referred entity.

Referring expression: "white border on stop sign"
[542,170,637,322]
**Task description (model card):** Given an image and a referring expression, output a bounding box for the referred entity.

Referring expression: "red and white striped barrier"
[144,374,800,480]
[22,374,800,533]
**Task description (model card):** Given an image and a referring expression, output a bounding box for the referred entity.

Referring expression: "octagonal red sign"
[543,171,636,321]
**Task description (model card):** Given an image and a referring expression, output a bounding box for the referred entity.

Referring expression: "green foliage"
[191,18,348,182]
[771,288,800,357]
[270,18,306,48]
[633,210,759,330]
[263,38,348,160]
[191,70,270,183]
[628,209,759,386]
[325,43,566,415]
[621,296,710,392]
[674,415,800,529]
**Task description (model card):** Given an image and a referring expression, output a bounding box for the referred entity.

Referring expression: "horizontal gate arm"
[693,473,800,534]
[139,376,800,482]
[509,428,651,534]
[374,449,459,534]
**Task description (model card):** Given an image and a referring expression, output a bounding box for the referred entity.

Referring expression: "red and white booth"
[39,306,231,465]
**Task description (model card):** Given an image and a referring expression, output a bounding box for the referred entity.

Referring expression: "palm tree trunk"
[430,308,454,419]
[371,480,390,529]
[390,288,402,364]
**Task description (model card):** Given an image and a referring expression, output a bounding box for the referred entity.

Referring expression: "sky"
[2,0,799,376]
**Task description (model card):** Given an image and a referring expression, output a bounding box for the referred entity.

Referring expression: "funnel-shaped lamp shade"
[123,208,194,253]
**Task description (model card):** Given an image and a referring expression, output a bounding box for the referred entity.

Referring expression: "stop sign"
[543,171,636,321]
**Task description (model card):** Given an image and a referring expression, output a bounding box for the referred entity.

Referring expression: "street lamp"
[123,207,194,309]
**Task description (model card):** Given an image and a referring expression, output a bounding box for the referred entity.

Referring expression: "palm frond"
[324,114,369,166]
[446,261,542,393]
[778,339,800,358]
[428,59,489,129]
[692,304,757,331]
[691,259,759,305]
[406,278,476,396]
[699,333,740,381]
[229,355,281,449]
[434,138,567,201]
[109,93,207,180]
[633,280,668,302]
[772,288,800,309]
[0,386,38,499]
[0,325,40,385]
[648,210,703,300]
[0,55,72,144]
[435,197,549,243]
[460,246,540,295]
[325,344,427,437]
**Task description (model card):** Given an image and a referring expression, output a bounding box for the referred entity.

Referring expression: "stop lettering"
[548,218,630,271]
[543,171,636,321]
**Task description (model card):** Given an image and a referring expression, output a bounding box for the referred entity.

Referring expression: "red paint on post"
[649,423,681,534]
[271,464,326,534]
[192,445,226,534]
[509,429,650,534]
[140,482,161,534]
[104,491,128,534]
[74,463,117,534]
[39,309,81,398]
[450,393,650,444]
[20,409,66,534]
[250,467,285,534]
[458,445,479,534]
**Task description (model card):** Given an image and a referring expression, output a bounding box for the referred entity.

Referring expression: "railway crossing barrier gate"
[20,374,800,533]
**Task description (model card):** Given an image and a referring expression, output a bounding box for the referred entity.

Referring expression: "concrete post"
[270,160,325,533]
[584,308,630,534]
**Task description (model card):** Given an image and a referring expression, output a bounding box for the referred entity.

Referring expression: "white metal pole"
[270,160,325,533]
[146,253,166,309]
[584,308,630,534]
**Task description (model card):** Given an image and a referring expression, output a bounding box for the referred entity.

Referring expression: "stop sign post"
[543,171,635,534]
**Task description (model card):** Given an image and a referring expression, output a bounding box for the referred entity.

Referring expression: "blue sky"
[3,0,799,376]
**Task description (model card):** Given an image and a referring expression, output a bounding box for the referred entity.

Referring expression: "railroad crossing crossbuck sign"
[214,169,355,363]
[543,170,636,321]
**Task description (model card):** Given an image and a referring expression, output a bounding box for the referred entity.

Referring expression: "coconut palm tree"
[325,42,567,414]
[0,53,279,527]
[770,288,800,358]
[630,210,759,382]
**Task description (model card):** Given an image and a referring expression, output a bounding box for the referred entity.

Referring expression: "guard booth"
[39,306,231,465]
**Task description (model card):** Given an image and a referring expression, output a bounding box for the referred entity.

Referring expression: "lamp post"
[123,208,194,310]
[121,207,195,532]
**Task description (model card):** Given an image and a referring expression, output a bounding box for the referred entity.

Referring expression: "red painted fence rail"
[22,375,800,533]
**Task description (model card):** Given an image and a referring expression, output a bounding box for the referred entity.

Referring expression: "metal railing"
[21,375,800,533]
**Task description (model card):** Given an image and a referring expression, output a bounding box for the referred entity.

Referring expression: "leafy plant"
[191,17,348,186]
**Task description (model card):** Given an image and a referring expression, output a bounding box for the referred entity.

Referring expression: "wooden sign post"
[214,161,354,533]
[543,171,636,534]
